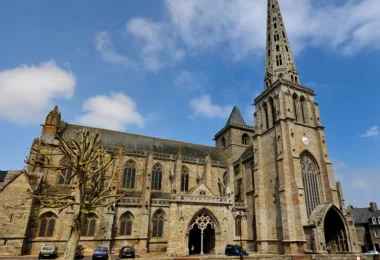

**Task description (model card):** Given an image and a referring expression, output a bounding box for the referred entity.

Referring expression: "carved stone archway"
[188,209,219,255]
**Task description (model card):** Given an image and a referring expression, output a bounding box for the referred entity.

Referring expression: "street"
[0,256,128,260]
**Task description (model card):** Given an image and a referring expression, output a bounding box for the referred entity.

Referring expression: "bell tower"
[251,0,359,255]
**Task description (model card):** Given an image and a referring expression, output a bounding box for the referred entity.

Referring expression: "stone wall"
[0,173,32,256]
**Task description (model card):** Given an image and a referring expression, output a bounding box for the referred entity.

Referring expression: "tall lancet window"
[293,94,299,122]
[263,102,269,130]
[301,153,320,216]
[300,96,307,124]
[181,166,189,192]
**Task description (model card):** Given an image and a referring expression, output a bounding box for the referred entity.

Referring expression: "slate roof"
[63,124,227,163]
[352,207,380,224]
[226,106,246,126]
[214,106,255,139]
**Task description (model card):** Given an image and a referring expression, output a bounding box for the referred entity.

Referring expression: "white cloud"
[76,92,145,131]
[95,31,136,68]
[174,70,204,90]
[165,0,380,58]
[0,61,75,124]
[332,158,380,207]
[126,18,185,71]
[360,126,379,138]
[189,95,232,118]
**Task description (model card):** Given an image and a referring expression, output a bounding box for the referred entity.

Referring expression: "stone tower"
[251,0,359,255]
[214,106,255,162]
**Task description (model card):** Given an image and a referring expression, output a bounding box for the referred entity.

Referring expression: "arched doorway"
[324,208,349,253]
[188,210,218,255]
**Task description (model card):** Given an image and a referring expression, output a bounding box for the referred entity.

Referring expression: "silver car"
[38,246,58,259]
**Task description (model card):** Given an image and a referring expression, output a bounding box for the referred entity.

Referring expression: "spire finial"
[264,0,299,89]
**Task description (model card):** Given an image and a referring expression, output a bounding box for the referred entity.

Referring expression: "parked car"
[225,244,249,256]
[76,245,85,258]
[364,250,379,255]
[92,246,109,259]
[38,246,58,259]
[119,246,135,258]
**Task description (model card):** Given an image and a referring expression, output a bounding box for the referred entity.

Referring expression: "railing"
[150,199,170,206]
[117,197,142,206]
[180,195,231,204]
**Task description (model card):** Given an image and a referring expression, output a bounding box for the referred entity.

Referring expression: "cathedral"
[0,0,361,257]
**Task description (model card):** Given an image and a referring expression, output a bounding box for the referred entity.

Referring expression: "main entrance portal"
[324,208,349,253]
[188,211,216,255]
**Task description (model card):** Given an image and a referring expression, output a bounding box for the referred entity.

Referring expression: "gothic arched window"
[293,94,299,122]
[268,97,276,125]
[151,163,162,190]
[263,102,269,130]
[58,159,72,185]
[242,134,249,145]
[221,137,226,148]
[300,96,307,124]
[235,216,242,237]
[119,212,134,236]
[181,166,189,192]
[152,210,165,237]
[123,160,136,189]
[81,213,97,237]
[38,212,56,237]
[301,153,321,216]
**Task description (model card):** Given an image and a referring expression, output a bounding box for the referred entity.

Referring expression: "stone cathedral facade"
[0,0,361,257]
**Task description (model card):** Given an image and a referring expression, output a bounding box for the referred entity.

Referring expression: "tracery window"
[250,161,255,191]
[301,153,320,216]
[181,166,189,192]
[119,212,134,236]
[123,160,136,189]
[38,212,56,237]
[81,213,97,237]
[151,163,162,190]
[234,178,242,202]
[152,210,165,237]
[235,217,242,237]
[58,159,72,185]
[242,134,249,145]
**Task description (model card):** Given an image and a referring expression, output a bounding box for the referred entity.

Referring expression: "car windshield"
[42,247,54,250]
[95,247,108,251]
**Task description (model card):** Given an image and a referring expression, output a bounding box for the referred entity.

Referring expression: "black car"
[225,244,249,256]
[119,246,135,258]
[76,245,85,259]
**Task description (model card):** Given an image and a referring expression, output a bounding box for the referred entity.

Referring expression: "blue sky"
[0,0,379,207]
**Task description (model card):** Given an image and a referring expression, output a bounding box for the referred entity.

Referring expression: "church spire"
[264,0,299,89]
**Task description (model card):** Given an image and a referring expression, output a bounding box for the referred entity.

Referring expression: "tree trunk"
[63,221,81,260]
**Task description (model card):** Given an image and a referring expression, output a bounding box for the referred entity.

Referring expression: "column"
[200,231,204,255]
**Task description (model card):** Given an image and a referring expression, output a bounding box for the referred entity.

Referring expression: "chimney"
[369,202,378,212]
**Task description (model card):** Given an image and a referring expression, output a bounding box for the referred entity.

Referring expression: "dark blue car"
[225,244,249,256]
[92,247,109,260]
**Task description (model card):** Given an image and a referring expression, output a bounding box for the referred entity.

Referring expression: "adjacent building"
[351,202,380,252]
[0,0,362,257]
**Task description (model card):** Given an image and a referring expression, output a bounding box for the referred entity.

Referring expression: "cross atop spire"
[264,0,299,89]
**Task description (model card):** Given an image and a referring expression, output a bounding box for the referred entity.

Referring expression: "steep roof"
[214,106,254,139]
[226,106,246,126]
[352,207,380,224]
[63,124,227,163]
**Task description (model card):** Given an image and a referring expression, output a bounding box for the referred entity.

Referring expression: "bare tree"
[26,128,126,260]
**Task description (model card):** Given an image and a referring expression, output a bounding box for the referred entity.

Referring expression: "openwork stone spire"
[264,0,299,89]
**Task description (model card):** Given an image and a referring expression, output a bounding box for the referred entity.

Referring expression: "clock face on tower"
[302,137,310,146]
